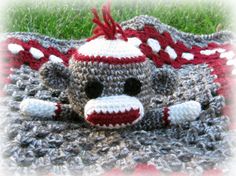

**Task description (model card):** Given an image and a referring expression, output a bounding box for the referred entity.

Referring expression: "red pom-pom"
[87,1,127,41]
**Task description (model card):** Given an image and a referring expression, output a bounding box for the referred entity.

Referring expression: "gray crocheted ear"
[152,68,179,95]
[39,62,71,91]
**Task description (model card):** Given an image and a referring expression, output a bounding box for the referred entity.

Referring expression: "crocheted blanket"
[0,15,236,176]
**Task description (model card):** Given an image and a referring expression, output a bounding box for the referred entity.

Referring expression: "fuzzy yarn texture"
[0,15,236,176]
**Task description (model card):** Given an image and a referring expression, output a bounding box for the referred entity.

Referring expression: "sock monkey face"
[40,58,157,128]
[69,59,155,127]
[39,56,178,128]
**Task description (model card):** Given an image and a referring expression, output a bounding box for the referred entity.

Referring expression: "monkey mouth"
[84,95,144,128]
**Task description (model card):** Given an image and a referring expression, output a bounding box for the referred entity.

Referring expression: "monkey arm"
[133,101,201,130]
[19,99,77,120]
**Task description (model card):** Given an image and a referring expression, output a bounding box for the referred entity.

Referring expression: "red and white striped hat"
[73,2,146,65]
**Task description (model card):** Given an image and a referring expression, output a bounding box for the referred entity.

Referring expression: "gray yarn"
[121,15,235,47]
[0,32,85,53]
[151,68,179,96]
[43,59,155,118]
[39,62,71,91]
[0,63,231,176]
[0,15,235,176]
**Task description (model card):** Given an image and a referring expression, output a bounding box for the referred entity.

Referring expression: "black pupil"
[124,78,142,96]
[85,80,103,99]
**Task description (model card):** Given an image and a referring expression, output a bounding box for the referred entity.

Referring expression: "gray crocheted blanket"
[0,15,236,176]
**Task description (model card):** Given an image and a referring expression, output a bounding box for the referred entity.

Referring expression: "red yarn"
[163,107,170,126]
[139,43,153,58]
[152,54,164,67]
[132,163,160,176]
[102,164,160,176]
[162,31,175,46]
[159,50,172,64]
[0,38,73,80]
[85,109,140,126]
[102,168,125,176]
[203,168,224,176]
[87,1,127,41]
[124,25,236,106]
[53,103,62,120]
[73,52,146,64]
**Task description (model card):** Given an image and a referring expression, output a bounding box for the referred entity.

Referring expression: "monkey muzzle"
[84,95,144,128]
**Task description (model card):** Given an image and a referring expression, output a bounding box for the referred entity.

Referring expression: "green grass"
[3,0,232,40]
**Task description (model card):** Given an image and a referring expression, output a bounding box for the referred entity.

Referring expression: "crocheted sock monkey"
[19,2,201,129]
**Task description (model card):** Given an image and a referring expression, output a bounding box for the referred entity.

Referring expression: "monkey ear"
[152,68,179,95]
[39,62,71,91]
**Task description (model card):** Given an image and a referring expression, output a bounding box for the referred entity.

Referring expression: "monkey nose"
[84,95,144,128]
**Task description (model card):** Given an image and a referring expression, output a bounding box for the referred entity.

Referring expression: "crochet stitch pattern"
[17,3,201,128]
[0,3,236,176]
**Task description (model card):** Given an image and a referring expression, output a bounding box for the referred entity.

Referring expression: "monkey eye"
[124,78,142,96]
[85,80,103,99]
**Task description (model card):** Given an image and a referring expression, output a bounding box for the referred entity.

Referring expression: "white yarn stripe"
[168,101,201,125]
[181,52,194,60]
[147,38,161,53]
[49,55,63,63]
[216,48,226,53]
[200,49,216,55]
[200,48,226,55]
[20,99,57,118]
[29,47,44,60]
[220,51,235,60]
[84,95,144,127]
[226,59,236,66]
[232,69,236,75]
[127,37,142,48]
[8,43,24,54]
[85,95,144,117]
[165,46,177,60]
[78,37,143,59]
